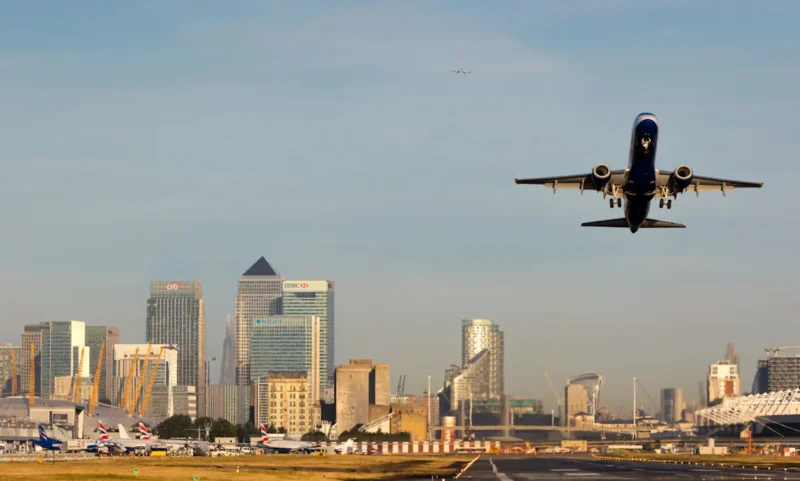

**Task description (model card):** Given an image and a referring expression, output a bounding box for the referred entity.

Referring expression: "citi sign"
[165,282,180,290]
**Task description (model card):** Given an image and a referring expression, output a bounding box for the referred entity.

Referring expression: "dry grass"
[0,454,476,481]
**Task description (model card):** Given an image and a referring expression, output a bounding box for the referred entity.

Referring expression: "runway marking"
[550,469,580,471]
[488,458,512,481]
[564,474,601,477]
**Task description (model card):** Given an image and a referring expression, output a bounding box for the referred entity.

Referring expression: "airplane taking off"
[452,68,471,75]
[514,113,763,233]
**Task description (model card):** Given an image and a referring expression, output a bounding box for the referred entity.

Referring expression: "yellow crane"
[129,343,152,416]
[88,342,105,416]
[72,347,85,402]
[28,343,35,406]
[120,347,139,411]
[11,349,17,396]
[139,346,165,417]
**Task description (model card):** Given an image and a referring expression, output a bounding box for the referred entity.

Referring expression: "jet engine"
[592,164,612,190]
[671,165,693,191]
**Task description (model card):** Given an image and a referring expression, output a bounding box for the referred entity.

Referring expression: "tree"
[236,422,259,443]
[301,430,327,442]
[155,414,193,439]
[210,418,237,441]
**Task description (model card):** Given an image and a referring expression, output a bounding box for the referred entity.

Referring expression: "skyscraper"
[219,314,236,386]
[235,257,283,386]
[282,280,334,395]
[0,344,21,396]
[40,320,90,399]
[146,280,206,416]
[249,315,321,428]
[660,387,684,424]
[85,326,119,403]
[462,319,504,399]
[21,324,49,397]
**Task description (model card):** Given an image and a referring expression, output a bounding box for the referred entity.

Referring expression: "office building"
[249,316,320,405]
[441,350,490,413]
[219,314,236,386]
[146,280,206,416]
[660,387,684,424]
[462,319,504,399]
[40,321,90,399]
[256,372,317,436]
[20,324,48,397]
[334,360,372,433]
[112,344,180,419]
[707,361,741,405]
[85,326,119,403]
[282,280,335,396]
[564,373,604,425]
[207,385,250,425]
[236,257,283,386]
[0,344,20,396]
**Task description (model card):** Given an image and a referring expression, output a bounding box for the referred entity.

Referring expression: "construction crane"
[765,346,800,357]
[129,343,152,416]
[139,346,165,417]
[11,349,17,396]
[120,347,140,411]
[88,342,105,416]
[396,375,406,398]
[28,343,35,406]
[72,347,86,402]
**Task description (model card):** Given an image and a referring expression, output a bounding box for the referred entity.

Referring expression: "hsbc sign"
[283,280,329,292]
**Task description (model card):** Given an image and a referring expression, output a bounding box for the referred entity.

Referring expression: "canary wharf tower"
[235,257,283,386]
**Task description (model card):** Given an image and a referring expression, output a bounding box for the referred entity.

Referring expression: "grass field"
[0,454,476,481]
[597,453,800,471]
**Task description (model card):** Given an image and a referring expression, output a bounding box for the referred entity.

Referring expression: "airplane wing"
[655,171,763,197]
[515,171,628,197]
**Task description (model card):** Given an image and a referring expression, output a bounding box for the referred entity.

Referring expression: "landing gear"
[659,199,664,209]
[659,199,673,209]
[609,199,614,208]
[617,198,622,208]
[667,199,672,209]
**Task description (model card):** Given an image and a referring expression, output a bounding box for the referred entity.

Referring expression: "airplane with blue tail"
[31,425,64,451]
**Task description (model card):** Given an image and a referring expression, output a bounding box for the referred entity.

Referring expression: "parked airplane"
[514,112,763,232]
[31,426,63,451]
[259,424,319,453]
[334,438,357,454]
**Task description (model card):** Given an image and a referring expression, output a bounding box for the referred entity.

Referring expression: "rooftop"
[243,257,278,277]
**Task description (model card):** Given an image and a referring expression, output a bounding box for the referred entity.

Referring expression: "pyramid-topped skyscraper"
[235,257,283,385]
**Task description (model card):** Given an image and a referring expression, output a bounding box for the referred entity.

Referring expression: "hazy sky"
[1,1,798,417]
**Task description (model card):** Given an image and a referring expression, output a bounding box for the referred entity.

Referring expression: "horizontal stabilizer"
[581,218,686,228]
[581,218,629,228]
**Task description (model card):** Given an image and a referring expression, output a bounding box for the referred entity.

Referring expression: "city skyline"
[1,1,798,413]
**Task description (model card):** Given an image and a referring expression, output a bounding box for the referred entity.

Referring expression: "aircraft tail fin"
[581,218,685,228]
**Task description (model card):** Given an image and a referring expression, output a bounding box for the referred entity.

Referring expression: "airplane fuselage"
[624,113,659,232]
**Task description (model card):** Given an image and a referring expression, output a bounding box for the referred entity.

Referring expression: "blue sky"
[1,1,798,416]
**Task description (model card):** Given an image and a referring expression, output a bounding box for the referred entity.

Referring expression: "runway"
[458,455,800,480]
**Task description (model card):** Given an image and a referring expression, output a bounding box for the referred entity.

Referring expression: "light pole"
[632,377,637,441]
[427,375,432,442]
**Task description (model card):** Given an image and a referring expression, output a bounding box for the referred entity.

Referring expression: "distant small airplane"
[452,68,471,75]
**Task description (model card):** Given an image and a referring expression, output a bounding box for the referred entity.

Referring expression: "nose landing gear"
[659,199,673,209]
[609,198,622,208]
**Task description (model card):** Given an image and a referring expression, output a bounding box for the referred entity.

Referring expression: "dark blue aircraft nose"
[635,119,658,137]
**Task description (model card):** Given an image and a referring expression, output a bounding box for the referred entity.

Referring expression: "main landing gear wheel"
[667,199,672,209]
[659,199,665,209]
[617,198,622,208]
[609,199,614,208]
